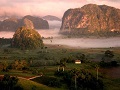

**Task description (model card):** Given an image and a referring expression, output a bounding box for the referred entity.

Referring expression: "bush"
[111,61,118,66]
[99,61,118,67]
[55,69,104,90]
[0,74,23,90]
[32,76,62,87]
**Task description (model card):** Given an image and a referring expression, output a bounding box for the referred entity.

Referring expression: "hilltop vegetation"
[11,26,44,49]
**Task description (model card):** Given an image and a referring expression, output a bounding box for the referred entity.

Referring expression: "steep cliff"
[18,18,34,29]
[60,4,120,36]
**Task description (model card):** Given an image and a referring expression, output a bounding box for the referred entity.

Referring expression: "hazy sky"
[0,0,120,18]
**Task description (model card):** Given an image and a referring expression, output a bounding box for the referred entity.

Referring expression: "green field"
[18,78,64,90]
[0,44,120,90]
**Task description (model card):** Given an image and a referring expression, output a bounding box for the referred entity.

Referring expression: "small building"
[75,60,81,64]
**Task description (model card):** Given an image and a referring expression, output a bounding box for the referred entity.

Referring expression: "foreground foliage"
[0,74,23,90]
[54,69,104,90]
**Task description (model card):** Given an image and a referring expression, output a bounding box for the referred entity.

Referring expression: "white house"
[75,60,81,64]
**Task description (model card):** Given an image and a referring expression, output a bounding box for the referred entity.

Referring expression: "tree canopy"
[11,26,44,49]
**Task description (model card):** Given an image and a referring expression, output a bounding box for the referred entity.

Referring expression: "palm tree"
[60,59,66,71]
[45,46,48,53]
[41,47,44,53]
[70,68,79,90]
[95,64,99,80]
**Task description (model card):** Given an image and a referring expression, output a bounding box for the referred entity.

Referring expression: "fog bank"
[47,20,61,29]
[0,30,120,48]
[0,31,14,38]
[43,37,120,48]
[0,29,61,38]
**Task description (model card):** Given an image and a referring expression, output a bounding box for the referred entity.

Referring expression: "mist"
[0,31,14,38]
[37,29,62,38]
[44,37,120,48]
[0,29,61,38]
[0,29,120,48]
[47,20,61,29]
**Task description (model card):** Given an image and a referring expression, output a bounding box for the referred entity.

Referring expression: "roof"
[75,60,81,62]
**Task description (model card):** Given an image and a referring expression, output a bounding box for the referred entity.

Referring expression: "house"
[75,60,81,64]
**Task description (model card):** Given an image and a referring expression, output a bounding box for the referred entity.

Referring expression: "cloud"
[0,0,119,18]
[102,0,120,2]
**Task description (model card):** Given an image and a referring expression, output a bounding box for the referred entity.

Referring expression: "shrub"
[0,74,23,90]
[55,69,104,90]
[111,61,118,66]
[32,76,61,87]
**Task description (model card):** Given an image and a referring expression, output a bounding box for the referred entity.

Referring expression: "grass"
[103,78,120,90]
[0,45,120,90]
[0,70,36,78]
[18,78,65,90]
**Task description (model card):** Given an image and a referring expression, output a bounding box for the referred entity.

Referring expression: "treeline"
[60,29,120,38]
[0,38,12,46]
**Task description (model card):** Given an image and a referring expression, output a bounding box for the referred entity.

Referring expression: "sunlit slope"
[18,79,63,90]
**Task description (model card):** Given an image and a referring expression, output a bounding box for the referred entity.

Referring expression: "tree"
[104,50,114,58]
[55,69,104,90]
[2,61,9,72]
[45,46,48,53]
[95,64,99,80]
[11,26,44,49]
[70,68,80,90]
[12,60,28,70]
[59,58,66,71]
[0,74,23,90]
[75,53,87,63]
[102,50,114,62]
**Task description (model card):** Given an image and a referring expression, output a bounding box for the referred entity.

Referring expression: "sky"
[0,0,120,18]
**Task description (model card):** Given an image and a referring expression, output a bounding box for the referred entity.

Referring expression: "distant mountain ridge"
[0,15,49,31]
[60,4,120,36]
[42,15,61,21]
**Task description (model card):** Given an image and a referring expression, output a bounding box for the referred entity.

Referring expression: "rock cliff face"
[0,15,49,31]
[19,18,34,29]
[60,4,120,36]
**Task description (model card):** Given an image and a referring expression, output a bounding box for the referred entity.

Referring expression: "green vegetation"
[0,38,12,47]
[0,42,120,90]
[0,74,23,90]
[18,78,63,90]
[11,26,43,49]
[54,69,103,90]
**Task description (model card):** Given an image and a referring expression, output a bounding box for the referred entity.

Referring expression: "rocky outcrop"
[12,26,43,49]
[23,15,49,29]
[0,18,18,31]
[0,15,49,31]
[18,18,34,29]
[60,4,120,36]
